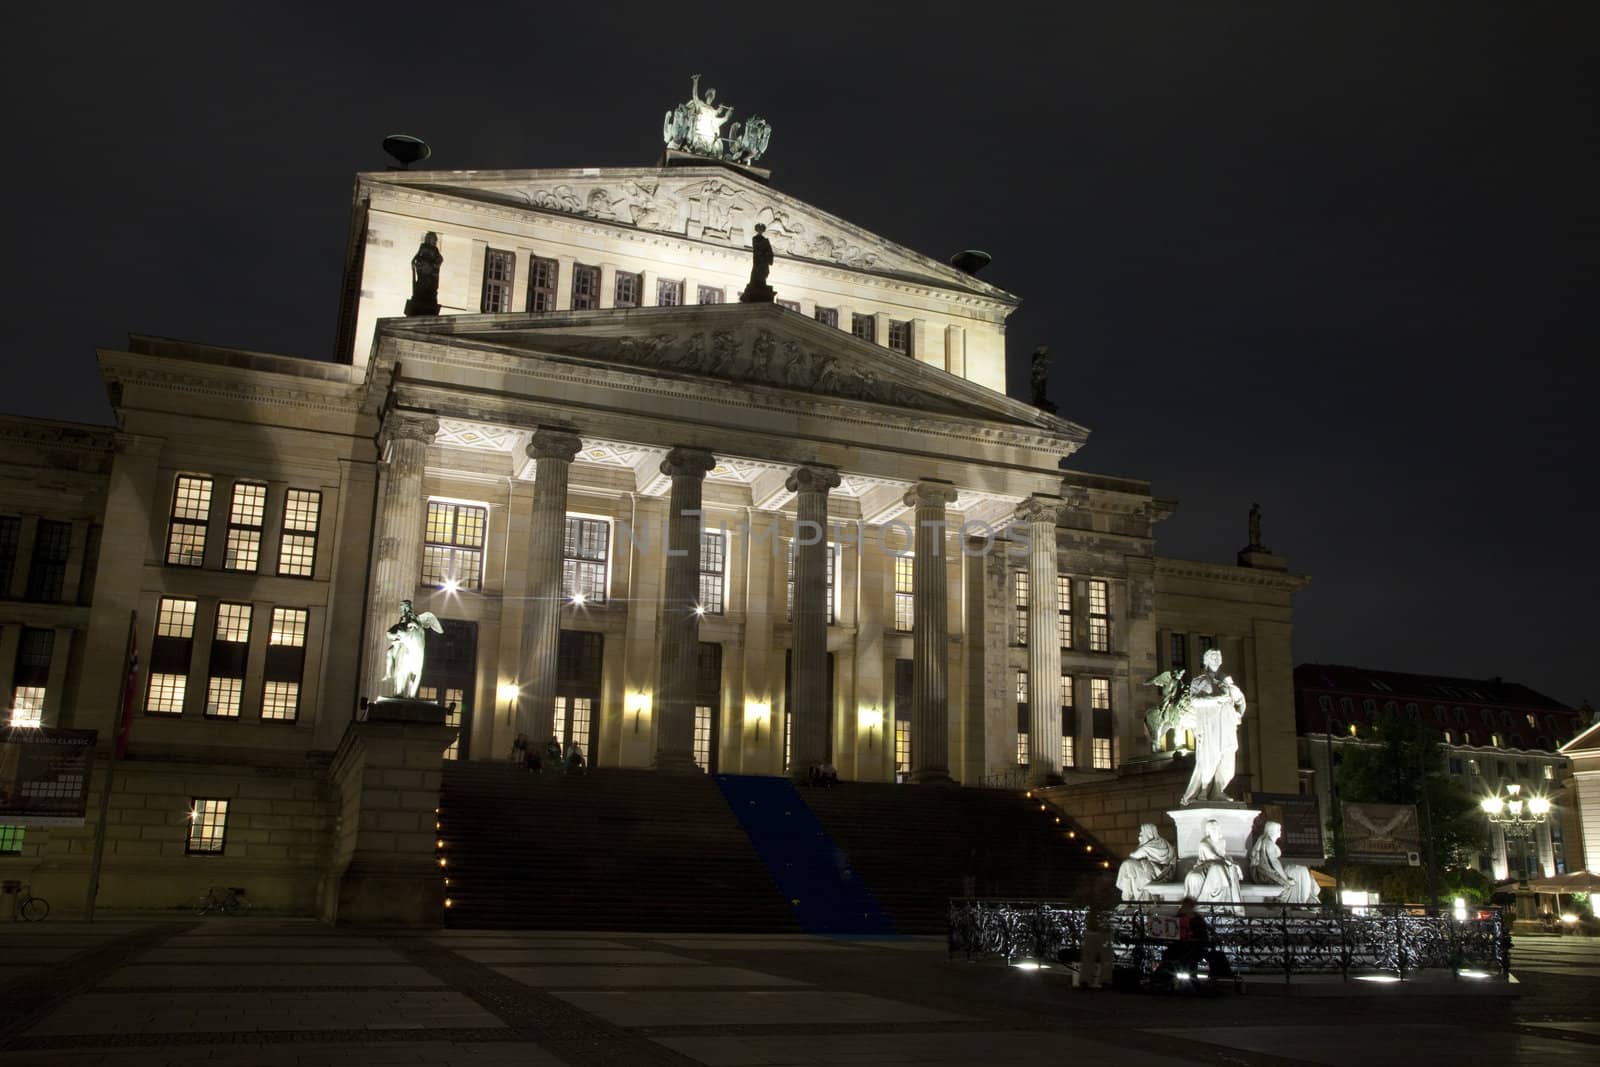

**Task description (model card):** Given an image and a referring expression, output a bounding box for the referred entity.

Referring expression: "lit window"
[851,313,876,344]
[696,285,724,304]
[420,685,466,759]
[481,248,515,312]
[158,597,197,638]
[224,482,266,572]
[148,598,196,717]
[814,307,839,328]
[269,607,306,647]
[25,520,72,601]
[262,607,308,722]
[1469,758,1479,775]
[261,681,299,722]
[1088,580,1110,652]
[614,270,643,308]
[1016,731,1030,766]
[186,799,228,853]
[1091,678,1110,710]
[0,825,23,854]
[1442,730,1453,744]
[786,541,837,624]
[278,489,321,578]
[1016,669,1029,705]
[206,677,242,719]
[572,264,601,309]
[1057,575,1072,649]
[656,278,682,307]
[206,603,251,719]
[527,256,559,312]
[165,475,213,567]
[215,603,251,643]
[423,501,487,591]
[146,674,186,716]
[1061,735,1075,769]
[893,554,914,632]
[699,530,726,615]
[887,320,911,356]
[1092,737,1112,770]
[1492,733,1503,748]
[693,705,714,772]
[554,696,594,754]
[1012,571,1029,645]
[895,719,911,775]
[564,517,610,603]
[1091,677,1112,768]
[10,686,44,727]
[11,628,53,725]
[1544,764,1555,781]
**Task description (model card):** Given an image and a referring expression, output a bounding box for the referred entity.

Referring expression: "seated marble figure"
[1115,823,1176,901]
[1247,821,1320,904]
[1182,818,1243,909]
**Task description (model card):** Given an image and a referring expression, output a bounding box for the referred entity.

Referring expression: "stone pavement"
[1,920,1597,1065]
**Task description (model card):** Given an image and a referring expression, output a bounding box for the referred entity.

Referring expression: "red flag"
[115,612,139,759]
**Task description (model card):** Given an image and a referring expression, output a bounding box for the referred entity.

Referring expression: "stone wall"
[1036,757,1192,860]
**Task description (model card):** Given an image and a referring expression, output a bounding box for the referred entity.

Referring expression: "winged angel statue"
[663,75,772,165]
[384,598,443,699]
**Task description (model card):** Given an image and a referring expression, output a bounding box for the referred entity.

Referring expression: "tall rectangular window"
[146,597,197,716]
[261,607,307,722]
[895,720,911,776]
[223,482,266,573]
[614,270,643,308]
[851,313,876,344]
[814,307,838,328]
[1061,673,1076,769]
[11,628,53,726]
[166,475,213,567]
[419,684,466,759]
[656,278,683,306]
[696,285,724,304]
[1088,579,1110,652]
[893,555,914,632]
[571,263,601,309]
[1057,575,1072,649]
[693,705,714,772]
[1169,632,1188,672]
[527,256,559,312]
[0,515,19,592]
[206,603,251,719]
[698,529,725,615]
[480,248,515,312]
[1012,571,1028,645]
[25,519,72,601]
[186,799,228,854]
[894,658,913,778]
[563,517,610,603]
[786,542,836,624]
[0,826,23,854]
[1091,677,1112,769]
[423,501,487,591]
[1015,669,1029,765]
[887,320,911,356]
[278,490,320,578]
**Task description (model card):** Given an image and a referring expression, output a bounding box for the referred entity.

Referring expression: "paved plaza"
[1,920,1598,1065]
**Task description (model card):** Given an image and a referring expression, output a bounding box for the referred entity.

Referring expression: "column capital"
[660,446,716,479]
[1014,494,1064,526]
[904,479,958,510]
[381,411,440,446]
[526,428,582,463]
[785,464,842,495]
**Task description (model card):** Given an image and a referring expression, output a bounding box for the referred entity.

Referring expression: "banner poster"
[0,727,97,826]
[1252,792,1324,861]
[1341,801,1422,865]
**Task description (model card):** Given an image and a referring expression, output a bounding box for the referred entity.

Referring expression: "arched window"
[1442,729,1453,744]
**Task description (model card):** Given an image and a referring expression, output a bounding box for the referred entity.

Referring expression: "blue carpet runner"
[714,775,895,935]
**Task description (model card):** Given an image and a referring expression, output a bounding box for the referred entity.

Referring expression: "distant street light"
[1479,783,1550,887]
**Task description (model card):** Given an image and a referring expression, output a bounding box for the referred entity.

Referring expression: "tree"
[1333,710,1485,901]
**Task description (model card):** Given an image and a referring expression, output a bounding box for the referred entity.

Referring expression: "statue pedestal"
[1167,805,1259,876]
[739,283,776,303]
[403,298,440,317]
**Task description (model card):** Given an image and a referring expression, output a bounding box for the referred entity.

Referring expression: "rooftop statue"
[404,232,442,317]
[1143,668,1191,749]
[740,223,776,303]
[1248,501,1266,550]
[663,75,772,165]
[1179,648,1247,805]
[1029,346,1057,413]
[384,598,443,699]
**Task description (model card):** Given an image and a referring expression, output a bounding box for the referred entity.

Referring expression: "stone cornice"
[0,416,115,458]
[1155,556,1311,591]
[99,350,366,419]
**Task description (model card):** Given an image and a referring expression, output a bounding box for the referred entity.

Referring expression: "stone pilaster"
[1017,495,1063,785]
[654,447,716,773]
[787,464,841,778]
[519,429,582,742]
[906,479,958,783]
[362,412,438,704]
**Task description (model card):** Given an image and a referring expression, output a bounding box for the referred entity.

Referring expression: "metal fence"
[947,898,1511,980]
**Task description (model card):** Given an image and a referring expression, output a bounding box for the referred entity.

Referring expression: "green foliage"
[1332,709,1486,879]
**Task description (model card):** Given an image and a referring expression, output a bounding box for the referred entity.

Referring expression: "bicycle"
[194,885,251,916]
[10,882,48,922]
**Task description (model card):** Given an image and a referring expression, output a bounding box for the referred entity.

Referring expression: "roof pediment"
[379,304,1085,451]
[365,166,1017,304]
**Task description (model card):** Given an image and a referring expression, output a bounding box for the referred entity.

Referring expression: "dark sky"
[5,3,1596,706]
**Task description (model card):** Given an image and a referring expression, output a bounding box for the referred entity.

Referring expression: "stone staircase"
[436,763,1113,932]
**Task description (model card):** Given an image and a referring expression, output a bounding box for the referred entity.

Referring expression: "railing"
[947,898,1511,980]
[976,768,1029,790]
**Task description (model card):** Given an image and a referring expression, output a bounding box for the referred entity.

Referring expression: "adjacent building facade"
[1,153,1307,913]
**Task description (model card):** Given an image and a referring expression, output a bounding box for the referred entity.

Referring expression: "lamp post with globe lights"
[1480,783,1550,923]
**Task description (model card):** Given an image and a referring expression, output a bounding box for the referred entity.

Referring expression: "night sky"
[5,4,1595,706]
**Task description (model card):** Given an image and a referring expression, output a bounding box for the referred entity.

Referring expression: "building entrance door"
[419,619,476,760]
[693,642,722,774]
[555,630,603,764]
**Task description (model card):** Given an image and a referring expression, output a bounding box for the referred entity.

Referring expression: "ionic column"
[654,447,717,773]
[362,411,439,703]
[906,479,958,783]
[1017,495,1064,785]
[787,464,841,778]
[520,428,582,742]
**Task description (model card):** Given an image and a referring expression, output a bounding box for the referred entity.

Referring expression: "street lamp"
[1479,783,1550,888]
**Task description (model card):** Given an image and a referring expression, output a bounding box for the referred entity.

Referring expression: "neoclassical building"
[0,150,1307,911]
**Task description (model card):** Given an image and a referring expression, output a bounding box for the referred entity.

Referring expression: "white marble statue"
[1115,823,1177,901]
[1183,818,1243,907]
[383,599,442,698]
[1180,648,1247,805]
[1248,821,1320,904]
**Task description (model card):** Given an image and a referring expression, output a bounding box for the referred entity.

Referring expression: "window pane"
[186,799,228,853]
[895,720,911,775]
[851,314,876,343]
[10,686,45,727]
[206,677,242,718]
[173,476,213,521]
[656,278,682,306]
[814,307,838,328]
[888,320,911,355]
[270,607,307,646]
[261,680,299,721]
[696,285,724,304]
[693,705,713,771]
[215,603,252,642]
[166,475,212,567]
[146,673,187,715]
[157,597,197,638]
